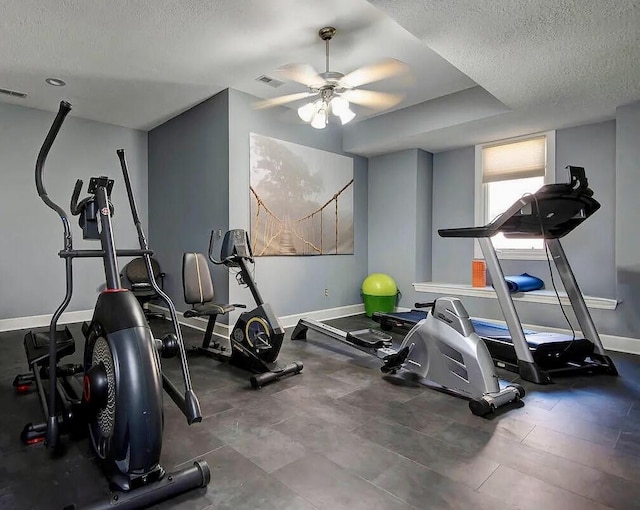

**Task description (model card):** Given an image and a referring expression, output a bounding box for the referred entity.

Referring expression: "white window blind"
[482,136,546,183]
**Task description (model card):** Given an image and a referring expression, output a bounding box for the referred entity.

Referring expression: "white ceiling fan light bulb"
[298,102,316,122]
[310,108,327,129]
[338,107,356,125]
[330,96,350,116]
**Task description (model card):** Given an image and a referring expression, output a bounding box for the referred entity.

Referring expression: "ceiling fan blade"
[275,63,324,88]
[340,58,410,88]
[341,89,405,110]
[252,92,316,110]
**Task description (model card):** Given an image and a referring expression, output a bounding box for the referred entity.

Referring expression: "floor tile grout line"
[519,423,537,444]
[474,461,501,492]
[174,443,226,470]
[493,461,622,509]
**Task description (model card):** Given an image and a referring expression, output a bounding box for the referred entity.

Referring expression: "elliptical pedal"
[24,327,75,367]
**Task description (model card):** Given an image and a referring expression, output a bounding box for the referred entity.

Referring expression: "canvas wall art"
[249,133,354,256]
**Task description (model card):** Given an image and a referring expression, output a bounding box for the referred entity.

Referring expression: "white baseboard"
[8,302,633,356]
[0,309,94,333]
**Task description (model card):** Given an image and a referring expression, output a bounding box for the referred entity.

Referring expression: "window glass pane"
[487,176,544,250]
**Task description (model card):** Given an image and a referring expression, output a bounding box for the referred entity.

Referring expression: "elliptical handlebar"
[35,101,72,225]
[117,149,202,425]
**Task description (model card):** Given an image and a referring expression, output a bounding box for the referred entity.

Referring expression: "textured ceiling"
[2,0,639,153]
[0,0,474,130]
[362,0,640,153]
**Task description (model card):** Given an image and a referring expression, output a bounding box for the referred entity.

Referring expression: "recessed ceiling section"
[366,0,640,150]
[343,86,511,156]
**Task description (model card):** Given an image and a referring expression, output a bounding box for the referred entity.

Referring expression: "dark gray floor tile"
[273,386,370,430]
[301,424,405,481]
[373,455,511,510]
[507,400,621,446]
[209,473,319,510]
[215,425,306,473]
[0,443,109,509]
[474,428,640,509]
[160,409,226,468]
[479,465,612,510]
[273,453,414,510]
[206,395,298,434]
[354,417,499,490]
[169,445,270,509]
[523,425,640,481]
[616,429,640,457]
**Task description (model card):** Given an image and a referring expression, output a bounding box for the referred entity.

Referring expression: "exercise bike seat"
[184,302,235,318]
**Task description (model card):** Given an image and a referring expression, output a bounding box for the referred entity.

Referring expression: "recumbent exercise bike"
[183,229,303,388]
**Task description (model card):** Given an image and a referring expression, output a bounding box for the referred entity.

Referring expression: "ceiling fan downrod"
[319,27,336,75]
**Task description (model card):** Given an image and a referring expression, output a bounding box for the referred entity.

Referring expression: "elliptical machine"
[182,229,303,388]
[13,101,210,509]
[382,297,525,416]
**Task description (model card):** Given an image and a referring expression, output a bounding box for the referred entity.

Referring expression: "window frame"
[474,131,556,260]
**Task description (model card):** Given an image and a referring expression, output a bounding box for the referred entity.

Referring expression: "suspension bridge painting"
[250,133,354,256]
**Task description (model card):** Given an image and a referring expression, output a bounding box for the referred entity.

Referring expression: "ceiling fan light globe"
[298,102,316,122]
[338,108,356,125]
[330,96,350,115]
[310,110,327,129]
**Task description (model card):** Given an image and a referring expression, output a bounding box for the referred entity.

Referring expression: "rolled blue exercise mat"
[494,273,544,293]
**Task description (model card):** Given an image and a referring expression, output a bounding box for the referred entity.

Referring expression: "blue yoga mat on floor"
[497,273,544,293]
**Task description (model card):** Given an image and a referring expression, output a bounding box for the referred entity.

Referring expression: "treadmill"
[433,166,618,384]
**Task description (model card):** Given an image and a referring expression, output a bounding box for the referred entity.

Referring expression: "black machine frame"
[184,229,303,388]
[13,101,210,509]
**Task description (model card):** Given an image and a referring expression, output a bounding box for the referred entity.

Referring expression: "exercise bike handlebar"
[35,101,73,230]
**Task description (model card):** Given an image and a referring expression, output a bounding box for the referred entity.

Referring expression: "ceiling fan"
[254,26,411,129]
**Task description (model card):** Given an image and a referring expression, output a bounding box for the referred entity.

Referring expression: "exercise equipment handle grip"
[208,230,223,265]
[35,101,72,218]
[69,179,83,215]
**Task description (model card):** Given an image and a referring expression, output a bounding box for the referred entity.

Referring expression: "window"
[474,132,555,259]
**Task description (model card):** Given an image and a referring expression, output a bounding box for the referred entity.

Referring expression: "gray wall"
[427,121,626,336]
[431,147,475,285]
[367,149,432,307]
[226,89,369,317]
[615,101,640,337]
[0,102,148,320]
[148,90,230,309]
[556,120,616,299]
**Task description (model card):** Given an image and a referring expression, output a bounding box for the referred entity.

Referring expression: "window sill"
[473,247,550,261]
[412,282,618,310]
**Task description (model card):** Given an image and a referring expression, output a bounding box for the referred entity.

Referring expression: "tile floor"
[1,314,639,509]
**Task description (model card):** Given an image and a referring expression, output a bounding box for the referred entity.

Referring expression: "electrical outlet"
[324,288,329,297]
[217,229,222,238]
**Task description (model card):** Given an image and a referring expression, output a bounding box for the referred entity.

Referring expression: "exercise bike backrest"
[208,229,253,268]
